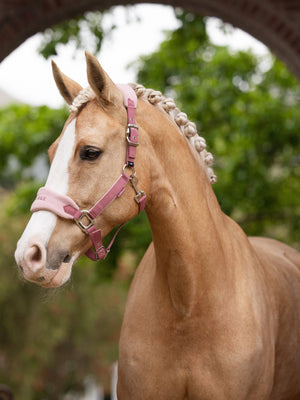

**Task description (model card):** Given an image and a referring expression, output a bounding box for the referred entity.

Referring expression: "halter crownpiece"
[30,84,146,261]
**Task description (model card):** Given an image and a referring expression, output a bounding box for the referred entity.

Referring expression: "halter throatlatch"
[30,84,146,260]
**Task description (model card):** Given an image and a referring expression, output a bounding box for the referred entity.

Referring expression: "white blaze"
[45,118,76,193]
[15,119,77,258]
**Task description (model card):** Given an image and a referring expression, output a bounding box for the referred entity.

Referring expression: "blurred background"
[0,4,299,399]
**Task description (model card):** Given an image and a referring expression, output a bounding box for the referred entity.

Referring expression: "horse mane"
[70,85,217,184]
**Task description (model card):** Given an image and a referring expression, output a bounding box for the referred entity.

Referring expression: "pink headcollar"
[30,84,146,261]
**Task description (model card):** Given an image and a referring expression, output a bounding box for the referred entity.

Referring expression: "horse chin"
[38,259,74,288]
[35,251,79,289]
[46,262,73,288]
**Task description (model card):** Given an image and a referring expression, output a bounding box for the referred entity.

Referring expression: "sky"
[0,4,268,108]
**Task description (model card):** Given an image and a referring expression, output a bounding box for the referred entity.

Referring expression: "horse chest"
[118,332,272,400]
[118,276,276,399]
[118,299,274,400]
[117,245,286,399]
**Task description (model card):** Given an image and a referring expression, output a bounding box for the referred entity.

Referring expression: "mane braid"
[69,87,96,113]
[70,84,217,184]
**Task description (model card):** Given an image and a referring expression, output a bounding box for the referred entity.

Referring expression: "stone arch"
[0,0,300,80]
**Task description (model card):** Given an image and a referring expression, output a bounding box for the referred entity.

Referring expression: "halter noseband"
[30,84,146,261]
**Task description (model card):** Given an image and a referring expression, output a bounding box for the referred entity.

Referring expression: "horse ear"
[85,51,122,106]
[51,60,82,105]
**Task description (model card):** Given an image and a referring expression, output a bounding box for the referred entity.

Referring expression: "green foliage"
[5,181,41,215]
[0,104,68,188]
[38,7,139,59]
[136,9,300,248]
[39,12,108,59]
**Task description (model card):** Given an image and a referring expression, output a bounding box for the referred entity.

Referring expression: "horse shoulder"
[249,236,300,398]
[118,243,188,399]
[119,242,156,346]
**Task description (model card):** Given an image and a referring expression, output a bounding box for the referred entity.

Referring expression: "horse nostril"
[37,276,45,282]
[24,242,47,273]
[62,254,71,263]
[31,245,42,262]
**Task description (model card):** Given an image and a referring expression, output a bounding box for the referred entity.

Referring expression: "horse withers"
[15,53,300,399]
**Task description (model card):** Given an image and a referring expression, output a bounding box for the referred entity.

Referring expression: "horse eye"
[80,146,102,161]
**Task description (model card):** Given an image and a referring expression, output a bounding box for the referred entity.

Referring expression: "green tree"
[135,10,300,248]
[39,11,110,59]
[38,6,139,59]
[0,104,68,188]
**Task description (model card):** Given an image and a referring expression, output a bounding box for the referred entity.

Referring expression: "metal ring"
[75,210,94,232]
[122,164,136,177]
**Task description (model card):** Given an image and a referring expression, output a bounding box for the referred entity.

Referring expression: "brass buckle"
[75,210,94,233]
[126,124,139,147]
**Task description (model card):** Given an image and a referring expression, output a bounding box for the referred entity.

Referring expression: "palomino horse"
[15,53,300,399]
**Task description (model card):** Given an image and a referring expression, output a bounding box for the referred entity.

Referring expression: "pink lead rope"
[30,84,146,261]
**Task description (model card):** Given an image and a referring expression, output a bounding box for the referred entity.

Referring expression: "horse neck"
[140,103,250,316]
[143,107,224,260]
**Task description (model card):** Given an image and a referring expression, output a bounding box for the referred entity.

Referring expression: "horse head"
[15,52,149,288]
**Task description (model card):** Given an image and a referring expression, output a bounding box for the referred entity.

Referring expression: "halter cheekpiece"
[30,84,146,261]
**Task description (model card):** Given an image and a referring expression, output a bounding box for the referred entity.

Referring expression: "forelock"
[69,87,96,113]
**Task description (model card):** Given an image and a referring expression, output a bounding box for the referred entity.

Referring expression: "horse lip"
[41,261,74,288]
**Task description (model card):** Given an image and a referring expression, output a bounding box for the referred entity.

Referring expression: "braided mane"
[70,85,217,184]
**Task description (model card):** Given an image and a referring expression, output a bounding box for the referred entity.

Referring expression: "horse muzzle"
[15,237,74,288]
